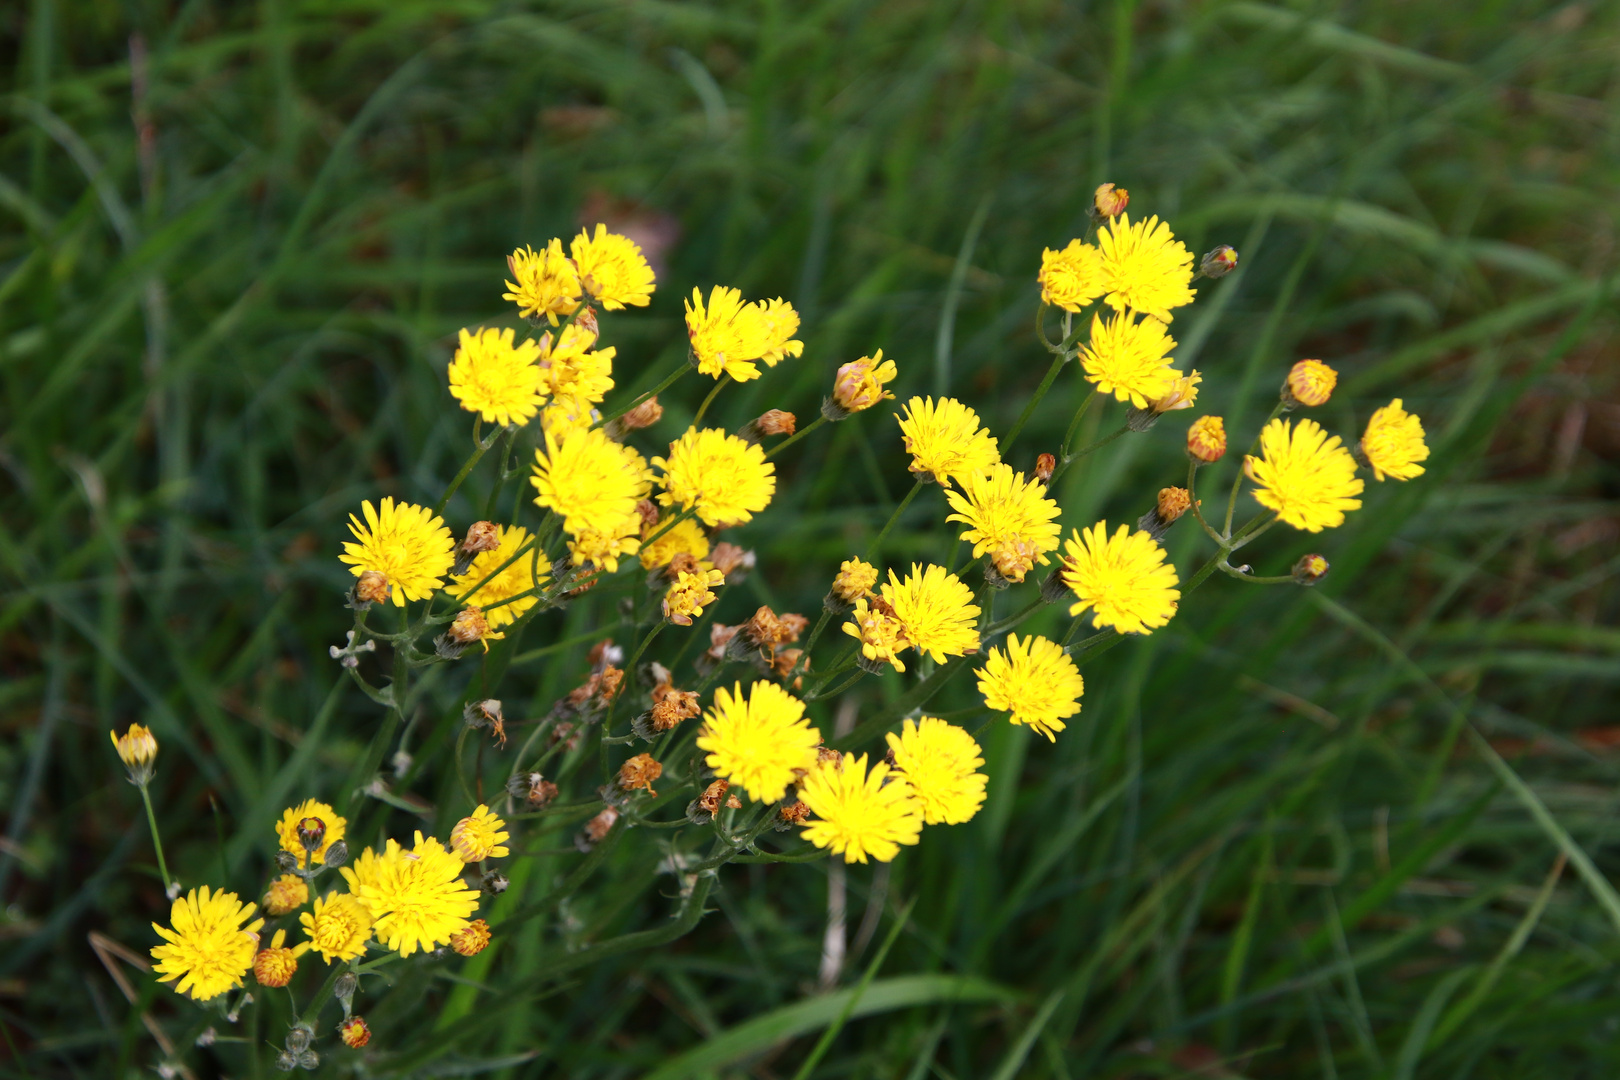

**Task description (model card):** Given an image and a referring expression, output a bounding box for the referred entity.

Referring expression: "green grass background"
[3,0,1619,1076]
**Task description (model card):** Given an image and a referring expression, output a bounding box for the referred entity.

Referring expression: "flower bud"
[739,409,797,445]
[1187,416,1227,463]
[451,919,492,957]
[1091,182,1130,220]
[1034,453,1056,485]
[1039,565,1071,605]
[710,543,754,584]
[1151,370,1201,414]
[354,570,391,606]
[448,607,488,645]
[1200,245,1239,278]
[285,1026,312,1054]
[621,395,663,430]
[254,934,298,988]
[333,972,358,1009]
[576,807,619,852]
[298,1051,319,1070]
[1283,359,1337,409]
[989,538,1039,585]
[634,499,660,532]
[322,839,349,868]
[274,849,299,872]
[826,351,898,419]
[263,874,308,916]
[275,1051,296,1072]
[295,817,327,854]
[339,1016,370,1049]
[1138,487,1193,540]
[1292,553,1330,586]
[109,723,158,784]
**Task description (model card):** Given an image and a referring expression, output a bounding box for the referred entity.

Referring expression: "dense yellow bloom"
[654,427,776,527]
[1285,359,1337,408]
[664,567,726,626]
[150,886,263,1001]
[882,564,980,663]
[344,832,480,958]
[831,557,879,603]
[450,805,510,862]
[977,634,1083,741]
[1038,240,1105,312]
[1153,369,1201,413]
[944,463,1061,582]
[340,498,456,606]
[275,799,347,864]
[1361,399,1429,482]
[1096,213,1196,322]
[686,286,772,382]
[842,596,911,672]
[639,517,711,570]
[447,326,545,426]
[531,426,652,536]
[572,224,656,310]
[503,240,581,325]
[1244,418,1364,532]
[567,514,643,572]
[539,323,615,405]
[298,891,373,964]
[831,351,898,414]
[896,397,1000,487]
[696,681,821,803]
[450,524,550,632]
[799,753,923,864]
[754,298,804,366]
[885,717,987,825]
[1061,522,1180,634]
[1081,312,1180,408]
[263,874,309,917]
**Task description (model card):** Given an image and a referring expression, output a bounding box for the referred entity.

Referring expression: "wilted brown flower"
[698,779,730,815]
[779,800,811,825]
[618,753,663,795]
[710,543,754,580]
[355,570,391,605]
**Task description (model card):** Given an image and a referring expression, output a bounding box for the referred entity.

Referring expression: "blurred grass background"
[3,0,1619,1076]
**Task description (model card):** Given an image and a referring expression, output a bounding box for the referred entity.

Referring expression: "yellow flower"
[450,524,549,632]
[896,397,1001,487]
[274,799,347,864]
[831,351,898,414]
[263,874,309,917]
[540,396,599,436]
[665,567,726,626]
[253,929,299,988]
[502,240,581,325]
[571,224,656,310]
[1096,212,1196,322]
[1244,417,1364,532]
[653,427,776,527]
[696,681,822,803]
[883,563,981,664]
[885,717,987,825]
[340,498,455,606]
[1187,415,1227,463]
[944,463,1062,583]
[977,634,1083,741]
[1080,312,1179,408]
[539,323,615,405]
[1285,359,1337,408]
[531,426,652,536]
[1153,369,1201,413]
[1038,240,1105,312]
[686,286,770,382]
[110,723,158,782]
[799,753,923,864]
[1061,522,1180,635]
[1361,399,1429,482]
[344,832,480,958]
[567,514,643,572]
[754,298,804,366]
[831,557,879,603]
[639,517,711,570]
[150,886,264,1001]
[450,805,510,862]
[842,596,911,672]
[298,890,373,964]
[447,326,545,427]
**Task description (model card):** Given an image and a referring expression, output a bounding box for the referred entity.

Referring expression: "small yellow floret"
[664,567,726,626]
[343,832,480,958]
[572,224,656,310]
[944,463,1061,582]
[696,681,822,803]
[754,298,804,366]
[567,514,643,573]
[150,886,264,1001]
[253,929,299,988]
[1038,240,1105,312]
[447,326,545,426]
[450,805,510,862]
[298,890,373,964]
[1243,418,1365,532]
[1081,312,1180,408]
[885,717,987,825]
[531,426,652,537]
[1095,212,1196,322]
[799,753,923,864]
[539,323,615,405]
[1360,399,1429,482]
[842,596,911,673]
[831,352,898,413]
[896,397,1000,487]
[882,564,980,664]
[653,427,776,527]
[1061,522,1180,635]
[340,498,455,606]
[977,634,1083,741]
[502,240,581,325]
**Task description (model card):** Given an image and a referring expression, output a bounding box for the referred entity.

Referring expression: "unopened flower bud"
[274,849,299,872]
[333,972,358,1008]
[354,570,391,606]
[481,869,509,894]
[1040,565,1070,605]
[1187,416,1227,463]
[1283,359,1337,409]
[1138,487,1194,539]
[339,1016,370,1049]
[275,1051,296,1072]
[451,918,492,957]
[1034,453,1056,484]
[609,396,665,439]
[448,607,488,645]
[826,351,898,419]
[109,723,158,784]
[1292,553,1330,586]
[1152,370,1201,414]
[576,807,619,852]
[295,817,326,853]
[1200,245,1239,278]
[1091,182,1130,220]
[739,409,797,444]
[322,839,349,868]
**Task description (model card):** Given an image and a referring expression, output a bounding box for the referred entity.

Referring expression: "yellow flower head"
[640,516,711,569]
[1038,239,1105,312]
[343,832,480,958]
[571,223,656,310]
[451,919,492,957]
[539,323,615,405]
[831,557,879,604]
[1153,369,1201,413]
[531,426,652,536]
[1285,359,1337,408]
[150,886,263,1001]
[686,286,770,382]
[340,498,455,606]
[799,753,923,864]
[253,929,298,988]
[664,567,726,626]
[1188,415,1227,463]
[944,463,1062,583]
[263,874,309,917]
[567,514,643,573]
[503,239,581,325]
[449,524,549,633]
[831,351,898,414]
[653,427,776,527]
[882,564,980,664]
[298,890,373,964]
[1061,522,1180,635]
[110,723,158,782]
[1096,212,1196,322]
[754,298,804,366]
[1081,312,1180,408]
[447,326,545,426]
[1244,418,1364,532]
[842,596,911,672]
[885,717,987,825]
[450,804,510,862]
[977,634,1083,741]
[896,397,1001,487]
[275,799,347,864]
[696,681,822,803]
[1361,399,1429,482]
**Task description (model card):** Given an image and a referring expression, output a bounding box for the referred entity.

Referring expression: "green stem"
[1224,401,1286,536]
[1187,459,1224,543]
[692,374,729,426]
[765,414,827,459]
[434,422,502,516]
[1004,351,1068,449]
[299,958,350,1029]
[483,427,517,520]
[137,782,173,893]
[1051,419,1125,483]
[866,480,924,561]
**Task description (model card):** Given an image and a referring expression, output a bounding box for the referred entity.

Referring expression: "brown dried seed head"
[587,639,616,667]
[1156,487,1193,524]
[710,543,754,578]
[990,538,1040,583]
[666,552,702,578]
[575,306,600,338]
[355,570,392,605]
[461,520,500,555]
[583,807,619,843]
[706,624,740,661]
[725,794,742,809]
[618,753,663,795]
[528,776,559,807]
[448,607,489,644]
[1034,453,1057,484]
[756,410,797,436]
[621,396,664,432]
[698,779,730,815]
[635,499,661,530]
[817,746,842,768]
[779,800,811,825]
[597,666,625,701]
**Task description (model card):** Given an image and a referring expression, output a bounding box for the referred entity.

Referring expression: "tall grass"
[2,1,1617,1076]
